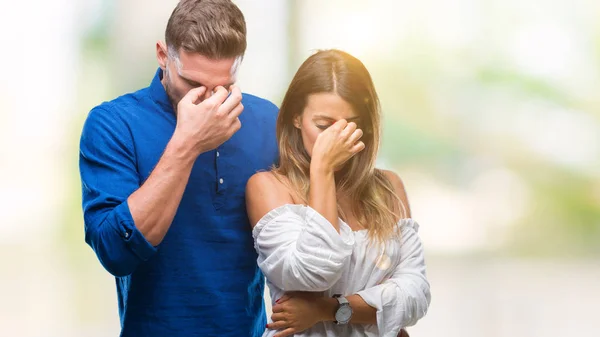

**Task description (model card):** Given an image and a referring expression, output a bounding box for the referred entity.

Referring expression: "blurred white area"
[235,0,290,100]
[0,0,77,244]
[406,167,532,252]
[0,0,79,333]
[0,0,599,336]
[409,258,600,337]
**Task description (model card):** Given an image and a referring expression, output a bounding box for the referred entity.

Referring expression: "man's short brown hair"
[165,0,246,59]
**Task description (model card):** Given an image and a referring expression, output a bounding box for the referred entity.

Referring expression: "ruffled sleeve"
[356,219,431,336]
[252,204,355,292]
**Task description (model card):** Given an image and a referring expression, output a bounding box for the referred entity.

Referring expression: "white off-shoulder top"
[252,204,431,337]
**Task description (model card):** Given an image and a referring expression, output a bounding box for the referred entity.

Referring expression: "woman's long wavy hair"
[273,49,407,244]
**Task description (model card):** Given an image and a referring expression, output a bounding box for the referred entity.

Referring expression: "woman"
[246,49,431,337]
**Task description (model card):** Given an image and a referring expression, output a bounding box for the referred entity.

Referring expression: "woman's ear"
[293,115,302,129]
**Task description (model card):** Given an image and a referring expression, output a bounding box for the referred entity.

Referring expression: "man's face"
[157,44,240,107]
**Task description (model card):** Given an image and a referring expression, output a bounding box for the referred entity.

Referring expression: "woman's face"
[295,92,360,157]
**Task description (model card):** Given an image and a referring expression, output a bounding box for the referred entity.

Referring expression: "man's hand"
[173,85,243,157]
[267,292,335,337]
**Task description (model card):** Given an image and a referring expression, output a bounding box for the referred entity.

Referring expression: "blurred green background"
[1,0,599,336]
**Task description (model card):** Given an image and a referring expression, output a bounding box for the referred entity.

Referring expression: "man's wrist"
[166,132,201,165]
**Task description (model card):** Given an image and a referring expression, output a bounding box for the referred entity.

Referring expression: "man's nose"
[201,87,214,101]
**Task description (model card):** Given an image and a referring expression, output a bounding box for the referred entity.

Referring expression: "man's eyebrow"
[180,76,235,90]
[180,75,203,86]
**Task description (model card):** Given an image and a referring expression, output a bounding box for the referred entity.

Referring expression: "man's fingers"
[204,86,229,107]
[219,85,242,114]
[274,328,296,337]
[227,102,244,121]
[227,117,241,137]
[180,86,207,105]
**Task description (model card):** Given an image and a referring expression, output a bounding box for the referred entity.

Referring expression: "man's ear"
[156,41,168,71]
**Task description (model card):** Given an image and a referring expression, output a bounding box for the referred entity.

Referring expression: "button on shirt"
[79,68,279,336]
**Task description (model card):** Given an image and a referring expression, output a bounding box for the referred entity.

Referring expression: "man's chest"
[132,118,277,206]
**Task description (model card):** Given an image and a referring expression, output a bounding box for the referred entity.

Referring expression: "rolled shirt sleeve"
[79,106,157,277]
[252,204,355,292]
[356,219,431,336]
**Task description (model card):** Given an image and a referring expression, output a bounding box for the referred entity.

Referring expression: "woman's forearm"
[347,294,377,324]
[316,294,377,324]
[308,162,339,232]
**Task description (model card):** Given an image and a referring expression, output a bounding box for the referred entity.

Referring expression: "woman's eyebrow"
[313,114,360,121]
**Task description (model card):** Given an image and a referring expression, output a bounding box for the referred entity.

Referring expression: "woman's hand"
[310,119,365,173]
[267,292,336,337]
[267,292,411,337]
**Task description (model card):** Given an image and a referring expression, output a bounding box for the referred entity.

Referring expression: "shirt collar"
[149,68,175,114]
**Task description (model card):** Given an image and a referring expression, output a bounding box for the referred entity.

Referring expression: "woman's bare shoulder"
[380,169,411,218]
[246,171,295,227]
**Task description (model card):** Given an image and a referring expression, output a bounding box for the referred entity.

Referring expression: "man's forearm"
[128,133,198,246]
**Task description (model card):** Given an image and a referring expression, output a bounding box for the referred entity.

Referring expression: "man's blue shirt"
[79,69,278,336]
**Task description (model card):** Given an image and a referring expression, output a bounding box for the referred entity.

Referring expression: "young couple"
[79,1,430,336]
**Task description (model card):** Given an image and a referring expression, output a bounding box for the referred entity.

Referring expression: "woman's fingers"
[347,128,363,145]
[332,119,348,132]
[271,311,289,321]
[272,304,285,313]
[275,294,292,304]
[266,319,288,330]
[340,121,357,139]
[273,328,296,337]
[351,141,366,154]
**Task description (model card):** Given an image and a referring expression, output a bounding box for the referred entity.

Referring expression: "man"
[79,1,278,335]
